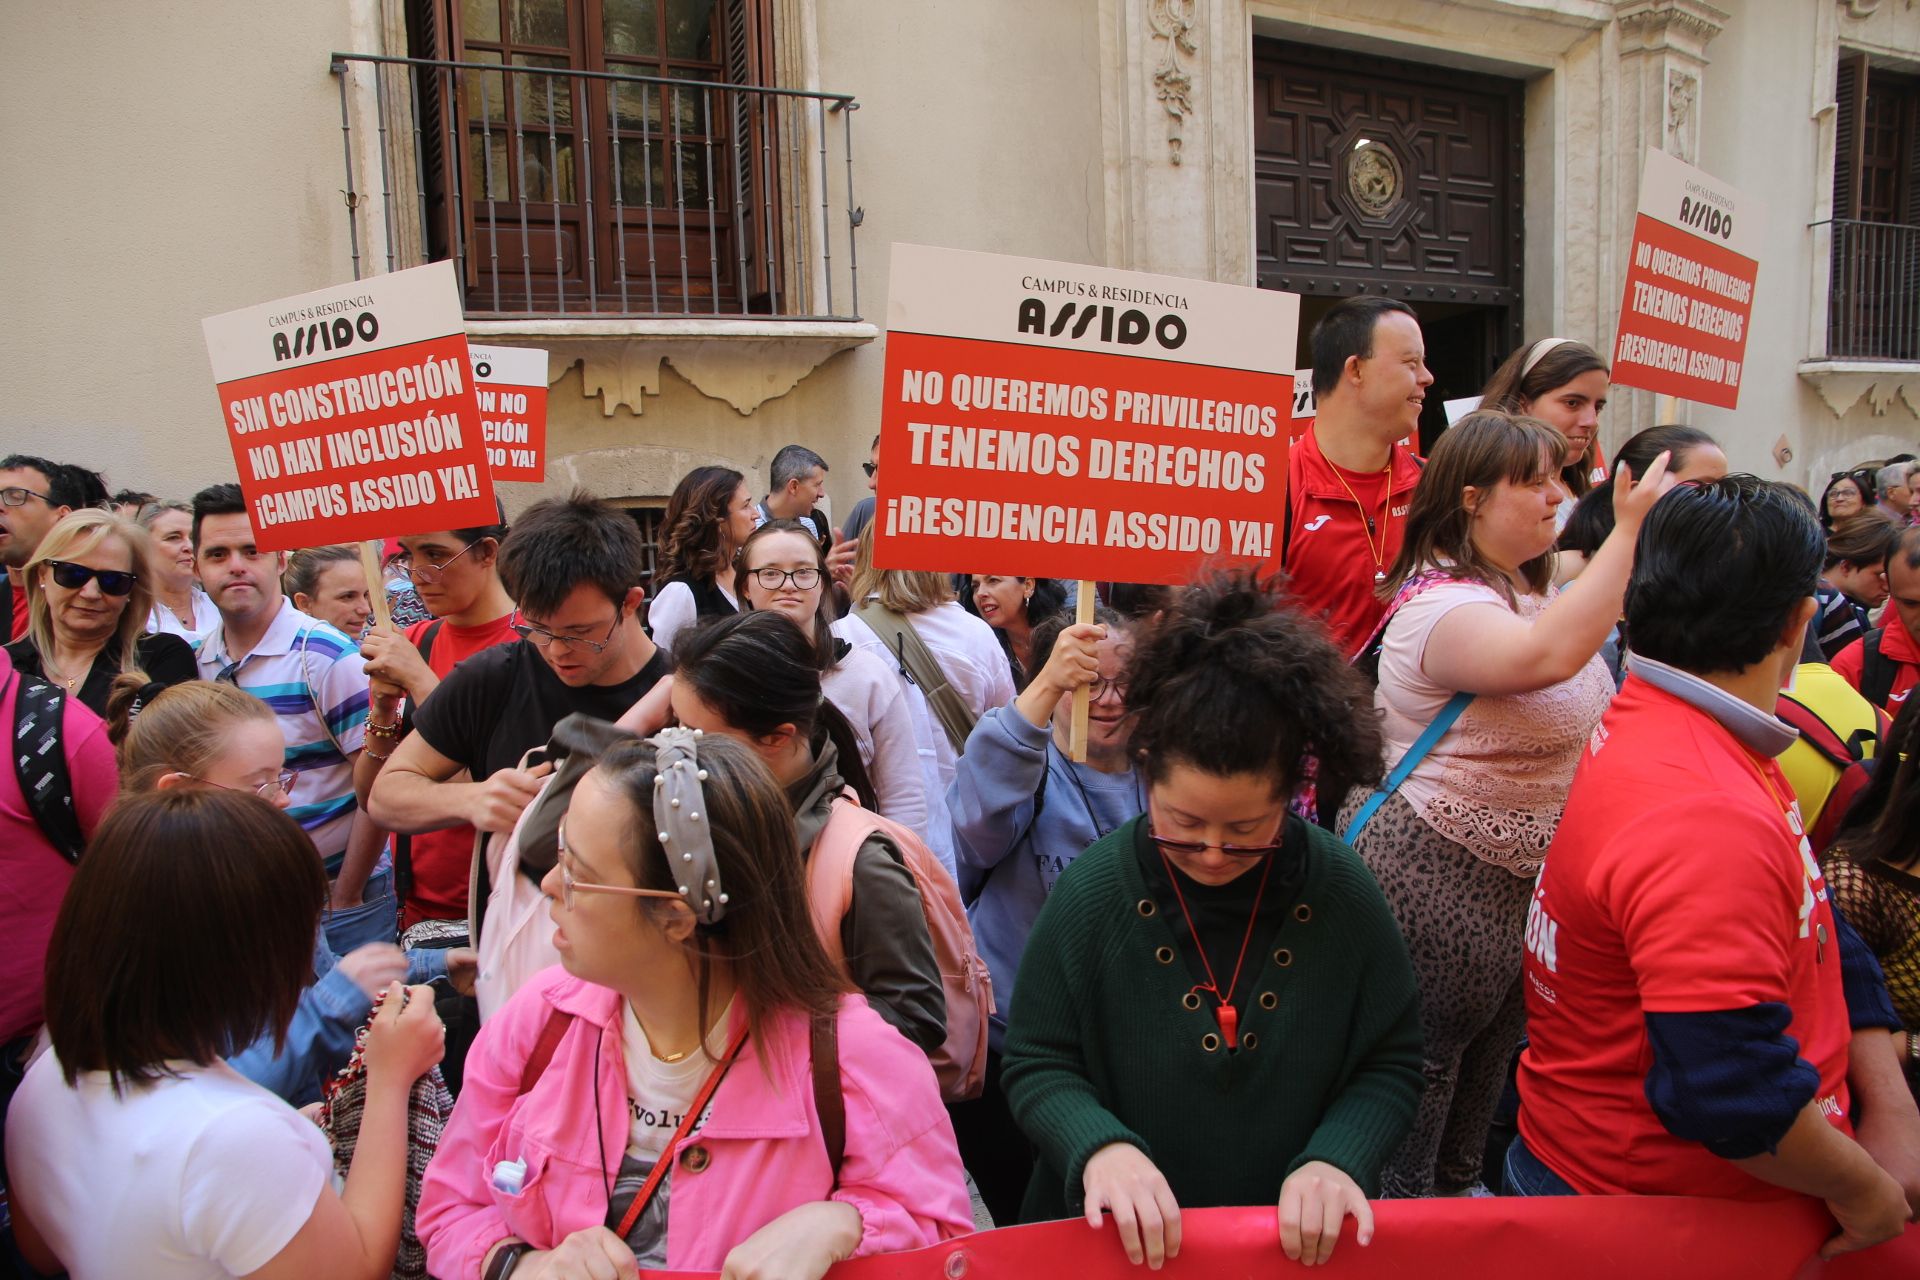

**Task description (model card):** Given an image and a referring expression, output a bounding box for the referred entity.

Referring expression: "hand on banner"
[1082,1142,1183,1269]
[361,624,438,702]
[362,982,446,1084]
[472,761,554,834]
[337,943,409,998]
[515,1227,638,1280]
[615,678,675,736]
[1277,1162,1372,1267]
[1017,621,1107,730]
[827,536,859,589]
[718,1200,862,1280]
[1610,450,1677,535]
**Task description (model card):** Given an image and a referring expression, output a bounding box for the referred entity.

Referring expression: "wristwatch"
[484,1240,533,1280]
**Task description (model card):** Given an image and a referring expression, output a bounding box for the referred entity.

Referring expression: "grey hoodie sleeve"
[840,834,947,1054]
[947,700,1051,897]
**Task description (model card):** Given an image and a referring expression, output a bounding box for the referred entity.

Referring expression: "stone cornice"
[1614,0,1730,45]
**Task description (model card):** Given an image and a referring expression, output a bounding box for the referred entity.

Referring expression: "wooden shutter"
[411,0,467,284]
[727,0,780,310]
[1835,52,1868,221]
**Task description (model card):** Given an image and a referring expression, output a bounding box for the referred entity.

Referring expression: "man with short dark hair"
[1833,523,1920,711]
[369,489,669,840]
[758,443,833,555]
[1281,298,1431,656]
[189,483,391,954]
[0,454,84,641]
[1513,476,1920,1249]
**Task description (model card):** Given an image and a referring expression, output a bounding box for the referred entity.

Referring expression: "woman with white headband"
[417,729,970,1280]
[1479,338,1612,529]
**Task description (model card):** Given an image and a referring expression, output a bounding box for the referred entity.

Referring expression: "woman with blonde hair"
[137,499,220,639]
[833,532,1014,875]
[1338,409,1671,1198]
[6,508,195,716]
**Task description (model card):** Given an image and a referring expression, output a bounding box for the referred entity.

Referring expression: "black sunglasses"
[861,461,877,478]
[46,560,137,596]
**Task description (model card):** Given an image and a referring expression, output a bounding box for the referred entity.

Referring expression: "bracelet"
[1907,1030,1920,1063]
[362,744,394,762]
[365,719,402,741]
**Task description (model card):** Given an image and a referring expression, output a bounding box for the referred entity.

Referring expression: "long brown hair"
[658,466,746,586]
[1382,409,1567,605]
[593,733,848,1055]
[1479,339,1609,498]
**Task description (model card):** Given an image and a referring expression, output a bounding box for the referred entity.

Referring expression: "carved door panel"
[1254,39,1526,412]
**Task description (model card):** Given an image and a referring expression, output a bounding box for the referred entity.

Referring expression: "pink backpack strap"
[805,794,881,971]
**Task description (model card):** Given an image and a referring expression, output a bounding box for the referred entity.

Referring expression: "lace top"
[1821,852,1920,1032]
[1375,579,1615,875]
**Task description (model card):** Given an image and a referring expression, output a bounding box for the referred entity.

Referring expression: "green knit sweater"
[1001,815,1423,1222]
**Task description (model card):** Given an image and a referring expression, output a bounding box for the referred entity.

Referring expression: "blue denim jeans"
[1503,1134,1578,1197]
[323,864,399,955]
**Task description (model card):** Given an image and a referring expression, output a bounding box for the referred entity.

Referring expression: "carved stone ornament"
[1148,0,1197,166]
[1839,0,1883,17]
[1347,140,1404,219]
[1666,71,1697,162]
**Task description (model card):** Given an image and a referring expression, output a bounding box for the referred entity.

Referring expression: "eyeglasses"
[861,461,877,478]
[397,540,480,585]
[747,565,822,592]
[512,609,623,654]
[46,560,137,596]
[1146,815,1287,859]
[555,824,683,911]
[1088,676,1128,701]
[1,486,53,508]
[186,769,297,801]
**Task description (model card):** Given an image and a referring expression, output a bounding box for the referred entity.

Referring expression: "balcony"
[1821,219,1920,362]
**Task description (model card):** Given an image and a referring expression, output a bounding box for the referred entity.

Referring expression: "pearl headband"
[648,727,728,925]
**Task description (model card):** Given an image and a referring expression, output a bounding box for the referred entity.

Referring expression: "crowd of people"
[3,291,1920,1280]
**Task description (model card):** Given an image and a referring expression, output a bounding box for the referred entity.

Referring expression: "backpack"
[854,603,977,755]
[9,668,83,862]
[1858,628,1901,710]
[1777,686,1887,855]
[806,792,993,1102]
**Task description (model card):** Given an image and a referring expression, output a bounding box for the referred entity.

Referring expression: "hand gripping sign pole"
[871,243,1299,763]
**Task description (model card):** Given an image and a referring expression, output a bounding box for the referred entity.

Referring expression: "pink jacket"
[417,967,972,1277]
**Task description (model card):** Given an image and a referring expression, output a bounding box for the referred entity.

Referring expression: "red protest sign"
[471,344,549,482]
[875,244,1297,587]
[202,260,498,552]
[1611,149,1764,409]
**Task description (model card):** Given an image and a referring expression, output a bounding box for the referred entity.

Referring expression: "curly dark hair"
[658,465,746,587]
[1124,571,1383,797]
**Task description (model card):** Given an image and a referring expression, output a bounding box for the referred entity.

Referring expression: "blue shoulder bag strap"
[1340,690,1474,844]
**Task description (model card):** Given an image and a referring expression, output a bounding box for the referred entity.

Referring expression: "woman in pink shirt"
[417,729,970,1280]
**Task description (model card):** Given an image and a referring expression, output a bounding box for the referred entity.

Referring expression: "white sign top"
[1636,148,1766,262]
[886,242,1296,375]
[203,260,468,383]
[469,344,548,387]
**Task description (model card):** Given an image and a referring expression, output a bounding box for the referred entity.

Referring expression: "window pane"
[463,49,507,125]
[668,69,708,134]
[610,80,664,132]
[509,0,569,47]
[519,136,576,203]
[514,54,575,127]
[604,0,660,57]
[616,139,669,208]
[677,140,710,207]
[666,0,717,59]
[469,133,510,201]
[462,0,501,43]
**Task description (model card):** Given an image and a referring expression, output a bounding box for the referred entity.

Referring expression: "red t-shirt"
[9,576,28,643]
[1518,676,1853,1199]
[1829,609,1920,712]
[1280,428,1423,657]
[399,612,519,928]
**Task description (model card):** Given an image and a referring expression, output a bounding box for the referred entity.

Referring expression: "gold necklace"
[1326,458,1396,581]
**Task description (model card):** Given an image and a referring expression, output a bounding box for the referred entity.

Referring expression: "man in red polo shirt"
[1831,524,1920,711]
[1511,477,1920,1257]
[1280,298,1430,657]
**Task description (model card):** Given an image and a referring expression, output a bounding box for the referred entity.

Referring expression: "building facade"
[6,0,1920,555]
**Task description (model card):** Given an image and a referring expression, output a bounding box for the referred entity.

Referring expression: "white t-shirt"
[608,999,735,1267]
[648,579,739,657]
[822,643,931,837]
[145,588,221,642]
[9,1054,331,1280]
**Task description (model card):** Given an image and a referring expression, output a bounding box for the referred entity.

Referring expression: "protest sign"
[202,260,498,553]
[1611,148,1764,410]
[874,243,1298,588]
[471,344,549,482]
[1289,371,1315,444]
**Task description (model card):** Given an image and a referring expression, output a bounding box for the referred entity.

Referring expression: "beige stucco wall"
[0,0,357,500]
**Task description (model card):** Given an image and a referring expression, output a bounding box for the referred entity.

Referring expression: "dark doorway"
[1257,40,1525,445]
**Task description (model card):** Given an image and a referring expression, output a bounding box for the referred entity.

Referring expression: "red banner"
[642,1203,1917,1280]
[471,344,550,483]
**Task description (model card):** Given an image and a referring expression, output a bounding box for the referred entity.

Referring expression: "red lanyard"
[616,1025,748,1239]
[1157,850,1275,1049]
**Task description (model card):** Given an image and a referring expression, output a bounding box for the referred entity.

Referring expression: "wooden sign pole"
[1069,579,1094,763]
[361,539,393,630]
